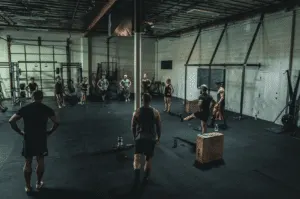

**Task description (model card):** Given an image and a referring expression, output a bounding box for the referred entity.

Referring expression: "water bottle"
[214,124,219,132]
[117,136,123,147]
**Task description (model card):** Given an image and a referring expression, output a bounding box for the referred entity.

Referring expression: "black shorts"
[55,92,63,95]
[135,139,156,157]
[22,140,48,158]
[101,90,107,95]
[194,111,209,122]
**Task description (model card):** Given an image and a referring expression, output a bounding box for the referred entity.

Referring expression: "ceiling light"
[26,28,49,31]
[187,9,219,16]
[17,16,46,21]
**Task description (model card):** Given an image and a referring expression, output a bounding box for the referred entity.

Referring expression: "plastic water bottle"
[214,124,219,132]
[117,136,123,147]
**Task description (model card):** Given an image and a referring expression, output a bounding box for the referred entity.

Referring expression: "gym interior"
[0,0,300,198]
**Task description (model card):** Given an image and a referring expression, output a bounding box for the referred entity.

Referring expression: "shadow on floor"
[174,137,196,153]
[28,188,99,199]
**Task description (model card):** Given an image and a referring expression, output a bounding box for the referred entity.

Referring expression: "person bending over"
[26,77,38,97]
[97,75,109,101]
[79,77,89,105]
[131,93,161,187]
[9,90,59,193]
[142,73,151,94]
[181,85,214,134]
[164,78,174,112]
[54,76,65,108]
[209,82,225,127]
[119,74,131,102]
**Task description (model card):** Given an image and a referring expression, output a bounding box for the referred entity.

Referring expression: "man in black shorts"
[181,84,215,134]
[9,90,59,193]
[131,93,161,187]
[26,77,38,97]
[55,76,65,108]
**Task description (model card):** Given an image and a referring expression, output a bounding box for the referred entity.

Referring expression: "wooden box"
[196,132,224,164]
[185,100,199,113]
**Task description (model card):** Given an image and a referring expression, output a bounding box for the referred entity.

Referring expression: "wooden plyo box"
[196,132,224,164]
[185,100,199,113]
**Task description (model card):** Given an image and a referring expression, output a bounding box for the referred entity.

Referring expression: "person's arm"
[8,114,24,136]
[218,91,225,104]
[119,80,123,88]
[35,84,38,91]
[47,109,59,136]
[171,84,174,93]
[128,79,132,87]
[155,110,162,141]
[198,99,203,111]
[131,110,138,139]
[210,98,216,110]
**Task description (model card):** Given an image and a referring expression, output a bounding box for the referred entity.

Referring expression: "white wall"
[156,9,300,123]
[0,30,84,97]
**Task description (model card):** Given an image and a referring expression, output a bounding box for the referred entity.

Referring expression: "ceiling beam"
[83,0,117,37]
[158,0,299,39]
[0,24,107,33]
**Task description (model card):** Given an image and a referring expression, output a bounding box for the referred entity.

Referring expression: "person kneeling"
[181,85,214,134]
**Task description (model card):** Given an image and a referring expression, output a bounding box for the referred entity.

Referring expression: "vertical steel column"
[286,10,296,114]
[240,14,264,118]
[7,35,14,101]
[24,45,28,85]
[208,24,227,94]
[66,38,71,81]
[107,37,110,74]
[38,37,42,91]
[52,46,56,83]
[184,28,201,111]
[88,37,93,86]
[134,0,143,110]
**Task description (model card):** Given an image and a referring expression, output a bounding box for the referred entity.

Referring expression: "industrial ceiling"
[0,0,298,37]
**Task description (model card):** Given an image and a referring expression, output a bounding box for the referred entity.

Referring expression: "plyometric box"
[196,132,224,164]
[185,99,199,113]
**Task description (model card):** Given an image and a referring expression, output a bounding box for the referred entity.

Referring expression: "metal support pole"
[208,24,227,94]
[107,37,110,74]
[7,35,14,102]
[286,10,296,114]
[52,46,56,84]
[134,0,143,110]
[66,38,71,81]
[38,37,43,91]
[88,37,93,86]
[184,28,201,111]
[240,14,264,118]
[15,63,20,97]
[24,45,28,85]
[186,63,261,67]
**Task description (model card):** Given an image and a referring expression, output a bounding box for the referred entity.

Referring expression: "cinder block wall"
[156,9,300,123]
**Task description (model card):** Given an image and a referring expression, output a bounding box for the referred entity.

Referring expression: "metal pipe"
[286,10,296,114]
[6,35,14,101]
[240,14,264,117]
[208,23,227,94]
[83,0,117,37]
[107,37,110,74]
[53,46,56,84]
[18,61,58,63]
[185,63,261,67]
[66,38,71,82]
[24,45,28,85]
[11,38,66,43]
[70,0,81,30]
[38,37,43,90]
[184,28,201,111]
[134,0,143,110]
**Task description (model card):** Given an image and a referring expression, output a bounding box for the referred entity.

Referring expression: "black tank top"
[136,107,156,140]
[82,83,88,91]
[164,85,172,97]
[28,83,37,92]
[199,93,213,115]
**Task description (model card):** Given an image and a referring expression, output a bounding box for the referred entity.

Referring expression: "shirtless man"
[120,75,132,102]
[97,75,109,101]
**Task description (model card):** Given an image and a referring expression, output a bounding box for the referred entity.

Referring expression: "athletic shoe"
[36,181,44,191]
[24,186,32,193]
[58,106,62,108]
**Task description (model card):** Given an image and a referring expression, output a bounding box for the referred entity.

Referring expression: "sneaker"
[128,99,130,102]
[62,104,66,107]
[58,106,62,108]
[24,186,32,193]
[125,99,128,102]
[36,181,44,191]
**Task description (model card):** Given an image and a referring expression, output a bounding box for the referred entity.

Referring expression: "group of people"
[6,72,226,194]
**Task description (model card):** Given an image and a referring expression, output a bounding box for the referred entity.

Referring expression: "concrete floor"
[0,97,299,199]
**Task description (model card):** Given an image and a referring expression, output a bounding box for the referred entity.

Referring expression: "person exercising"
[209,82,225,127]
[181,85,215,134]
[8,90,59,193]
[131,93,161,187]
[142,73,151,94]
[164,78,174,113]
[79,77,89,105]
[54,76,65,108]
[26,77,38,97]
[97,75,109,101]
[120,75,131,102]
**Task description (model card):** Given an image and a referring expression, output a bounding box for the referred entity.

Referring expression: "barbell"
[16,68,61,75]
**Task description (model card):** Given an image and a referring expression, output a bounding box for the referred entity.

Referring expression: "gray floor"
[0,97,299,199]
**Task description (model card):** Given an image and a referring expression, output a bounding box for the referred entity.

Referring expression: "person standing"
[54,76,65,108]
[131,93,161,187]
[26,77,38,97]
[209,82,225,127]
[97,75,109,101]
[119,75,132,102]
[142,73,151,94]
[8,90,59,193]
[164,78,174,112]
